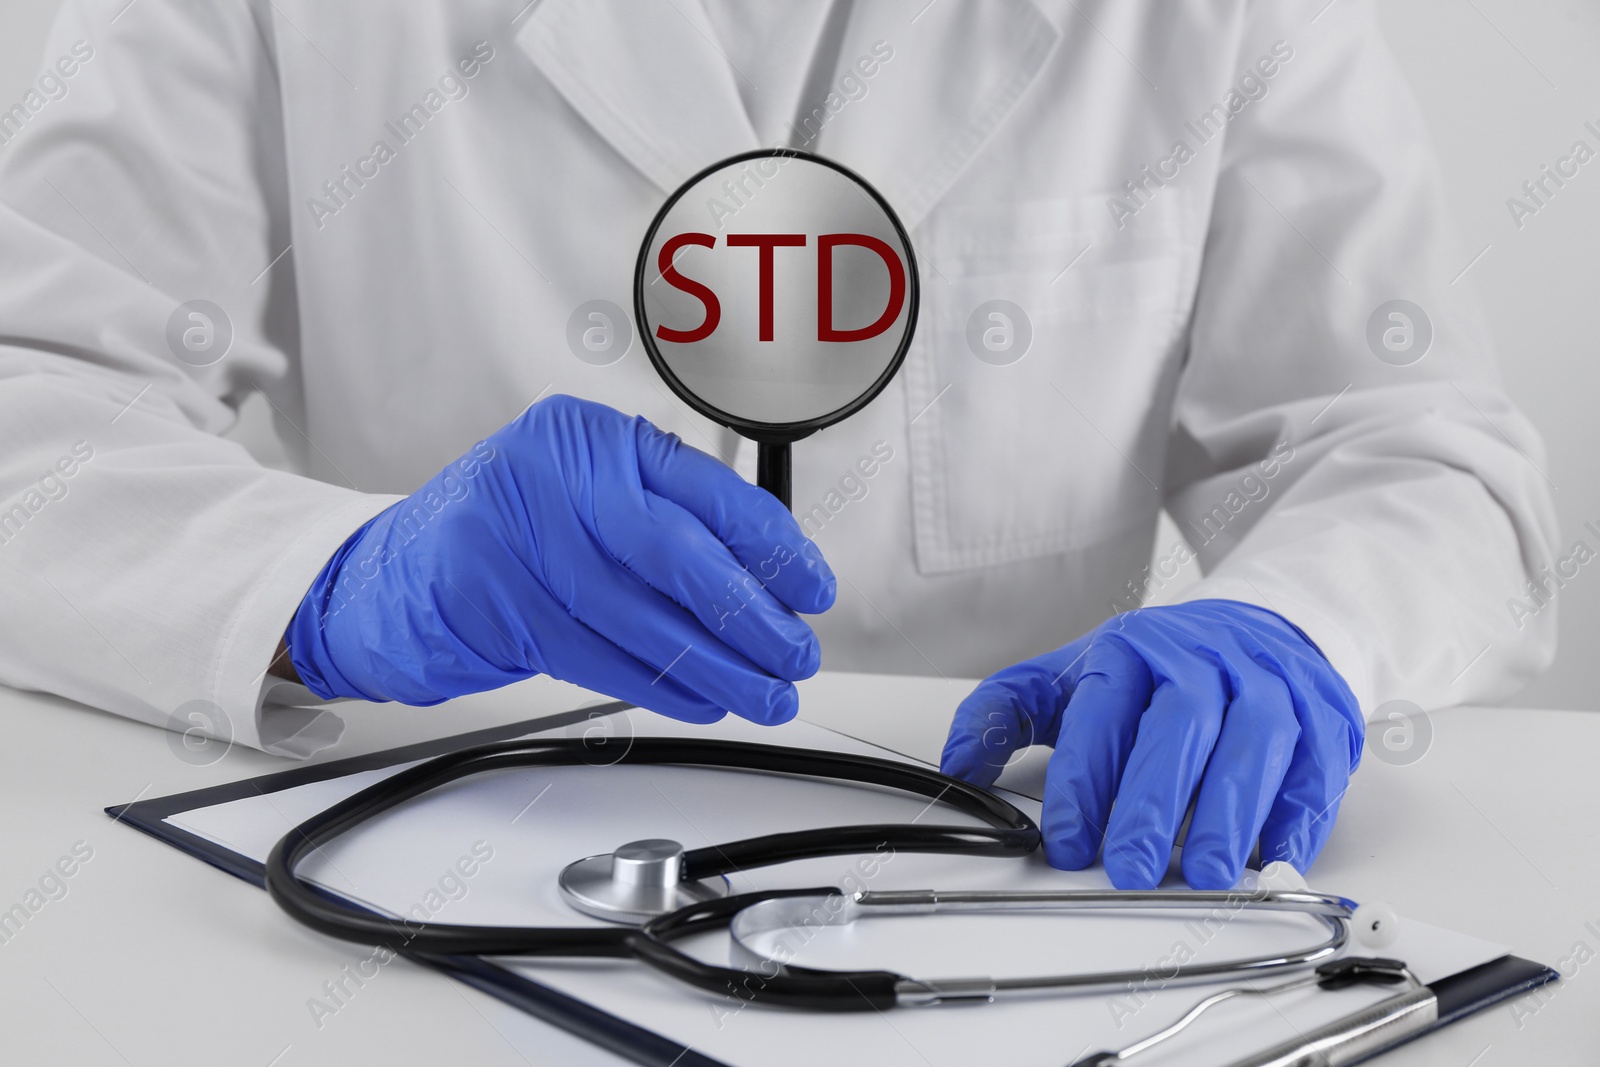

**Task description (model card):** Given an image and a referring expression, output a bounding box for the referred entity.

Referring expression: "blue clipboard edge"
[105,705,1558,1067]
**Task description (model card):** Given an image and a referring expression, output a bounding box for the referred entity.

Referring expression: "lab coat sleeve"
[0,0,398,755]
[1161,0,1559,715]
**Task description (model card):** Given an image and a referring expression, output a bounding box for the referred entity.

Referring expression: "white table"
[0,671,1593,1065]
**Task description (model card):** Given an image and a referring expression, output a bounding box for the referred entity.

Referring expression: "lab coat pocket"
[907,195,1192,575]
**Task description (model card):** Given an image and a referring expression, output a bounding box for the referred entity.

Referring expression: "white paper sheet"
[164,710,1507,1067]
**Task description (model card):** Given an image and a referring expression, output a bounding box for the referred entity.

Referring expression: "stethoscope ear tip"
[1352,900,1402,948]
[1255,860,1309,892]
[1250,861,1403,949]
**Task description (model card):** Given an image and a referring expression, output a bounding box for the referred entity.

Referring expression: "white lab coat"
[0,0,1557,755]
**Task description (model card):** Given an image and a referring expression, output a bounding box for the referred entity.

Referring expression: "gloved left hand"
[940,600,1363,890]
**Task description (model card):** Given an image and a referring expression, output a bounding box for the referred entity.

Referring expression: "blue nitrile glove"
[940,600,1363,890]
[285,395,836,724]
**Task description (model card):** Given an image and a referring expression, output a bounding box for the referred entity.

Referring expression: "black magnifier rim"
[633,148,920,442]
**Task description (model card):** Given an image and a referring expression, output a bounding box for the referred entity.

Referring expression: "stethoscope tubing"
[264,736,1039,962]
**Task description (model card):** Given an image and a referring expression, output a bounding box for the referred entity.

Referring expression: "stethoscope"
[264,733,1406,1032]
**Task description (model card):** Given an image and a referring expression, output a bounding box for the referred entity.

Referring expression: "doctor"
[0,0,1556,891]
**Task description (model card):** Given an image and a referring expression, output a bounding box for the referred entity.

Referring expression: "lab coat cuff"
[1167,579,1374,717]
[219,493,405,758]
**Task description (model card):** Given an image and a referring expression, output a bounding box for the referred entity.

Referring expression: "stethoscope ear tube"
[633,888,904,1011]
[719,887,1357,1007]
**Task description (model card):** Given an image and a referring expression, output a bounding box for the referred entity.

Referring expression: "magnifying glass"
[635,149,919,510]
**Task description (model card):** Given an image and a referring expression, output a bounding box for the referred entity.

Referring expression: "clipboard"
[107,703,1557,1067]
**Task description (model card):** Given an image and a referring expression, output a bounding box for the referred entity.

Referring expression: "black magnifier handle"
[757,440,792,510]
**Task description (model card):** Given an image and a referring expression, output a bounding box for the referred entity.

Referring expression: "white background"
[3,1,1597,709]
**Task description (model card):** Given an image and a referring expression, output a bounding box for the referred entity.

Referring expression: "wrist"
[267,636,303,684]
[282,509,391,702]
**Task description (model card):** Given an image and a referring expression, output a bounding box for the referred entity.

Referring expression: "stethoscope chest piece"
[558,838,732,924]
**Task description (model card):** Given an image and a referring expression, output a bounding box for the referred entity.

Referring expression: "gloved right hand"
[284,394,836,724]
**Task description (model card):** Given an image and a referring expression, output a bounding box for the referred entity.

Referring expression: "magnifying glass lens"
[635,151,918,508]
